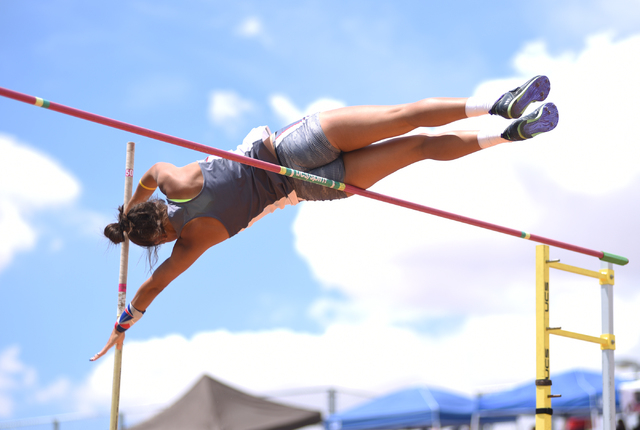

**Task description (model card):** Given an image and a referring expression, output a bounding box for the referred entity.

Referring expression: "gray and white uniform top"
[166,126,301,238]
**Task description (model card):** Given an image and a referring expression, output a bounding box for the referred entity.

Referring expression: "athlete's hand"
[90,327,125,361]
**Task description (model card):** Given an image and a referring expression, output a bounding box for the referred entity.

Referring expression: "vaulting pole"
[109,142,135,430]
[0,86,628,265]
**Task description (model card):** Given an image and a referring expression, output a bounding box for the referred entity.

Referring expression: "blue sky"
[2,0,640,428]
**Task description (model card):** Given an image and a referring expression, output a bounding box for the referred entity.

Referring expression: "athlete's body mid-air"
[91,75,558,361]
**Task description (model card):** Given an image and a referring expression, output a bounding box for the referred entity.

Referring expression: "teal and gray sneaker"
[501,103,558,141]
[490,75,551,119]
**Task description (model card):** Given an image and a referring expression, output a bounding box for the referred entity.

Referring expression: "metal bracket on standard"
[600,334,616,350]
[599,268,615,285]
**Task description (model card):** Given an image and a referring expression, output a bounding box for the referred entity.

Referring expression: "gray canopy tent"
[130,374,322,430]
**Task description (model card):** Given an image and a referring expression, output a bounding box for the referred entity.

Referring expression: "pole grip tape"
[536,408,553,416]
[535,379,552,386]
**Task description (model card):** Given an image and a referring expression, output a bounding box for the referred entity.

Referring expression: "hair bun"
[104,205,130,244]
[104,222,125,244]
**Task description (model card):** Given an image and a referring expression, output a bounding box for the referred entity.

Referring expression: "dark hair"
[104,199,168,267]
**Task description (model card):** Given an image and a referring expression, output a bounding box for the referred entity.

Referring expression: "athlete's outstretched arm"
[89,229,216,361]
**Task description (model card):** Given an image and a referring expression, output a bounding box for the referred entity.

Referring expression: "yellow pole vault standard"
[535,246,552,430]
[110,142,135,430]
[535,245,617,430]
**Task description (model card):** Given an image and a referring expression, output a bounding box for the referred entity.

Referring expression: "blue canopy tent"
[325,386,474,430]
[476,369,623,423]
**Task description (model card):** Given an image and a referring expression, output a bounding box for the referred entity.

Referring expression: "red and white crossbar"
[0,86,628,265]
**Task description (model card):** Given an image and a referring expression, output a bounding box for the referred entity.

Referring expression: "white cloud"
[208,92,344,134]
[0,134,81,272]
[0,134,80,208]
[68,207,112,238]
[14,282,640,421]
[0,202,37,272]
[0,346,75,418]
[511,33,640,194]
[208,90,255,131]
[269,95,302,125]
[235,16,273,47]
[269,95,346,124]
[81,323,519,417]
[236,16,263,38]
[291,31,640,326]
[75,287,640,424]
[34,378,72,404]
[0,346,36,417]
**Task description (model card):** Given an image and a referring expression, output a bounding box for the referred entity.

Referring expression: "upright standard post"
[537,245,618,430]
[110,142,135,430]
[601,261,615,430]
[536,245,552,430]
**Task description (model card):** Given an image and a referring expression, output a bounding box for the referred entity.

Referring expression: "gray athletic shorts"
[273,112,348,201]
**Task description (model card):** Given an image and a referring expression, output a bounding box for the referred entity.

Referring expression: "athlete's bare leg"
[342,130,480,190]
[319,98,468,152]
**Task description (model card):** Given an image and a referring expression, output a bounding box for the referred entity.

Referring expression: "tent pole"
[328,388,336,415]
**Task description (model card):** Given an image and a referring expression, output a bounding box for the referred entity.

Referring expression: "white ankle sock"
[477,130,508,149]
[465,96,496,118]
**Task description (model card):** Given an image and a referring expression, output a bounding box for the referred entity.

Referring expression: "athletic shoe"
[501,103,559,141]
[490,75,551,119]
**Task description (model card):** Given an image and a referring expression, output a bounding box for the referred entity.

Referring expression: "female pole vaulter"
[91,76,557,361]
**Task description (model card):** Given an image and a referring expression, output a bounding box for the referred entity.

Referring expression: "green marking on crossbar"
[35,97,50,108]
[281,166,346,190]
[600,252,629,266]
